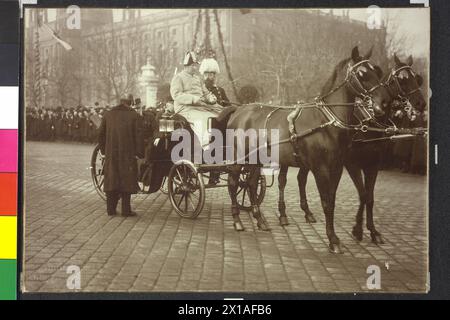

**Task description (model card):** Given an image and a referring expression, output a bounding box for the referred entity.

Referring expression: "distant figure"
[238,85,260,104]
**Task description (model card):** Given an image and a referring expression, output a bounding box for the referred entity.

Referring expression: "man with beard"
[199,57,231,107]
[198,57,232,184]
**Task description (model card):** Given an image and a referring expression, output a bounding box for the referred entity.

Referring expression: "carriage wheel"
[228,168,267,211]
[160,176,169,195]
[90,144,106,201]
[168,161,205,219]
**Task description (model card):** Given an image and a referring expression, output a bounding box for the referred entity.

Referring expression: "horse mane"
[320,57,352,96]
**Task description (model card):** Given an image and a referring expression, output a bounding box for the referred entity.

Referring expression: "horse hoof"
[305,214,317,224]
[352,229,363,242]
[279,216,289,226]
[257,220,271,231]
[371,234,384,245]
[329,243,344,254]
[234,221,245,232]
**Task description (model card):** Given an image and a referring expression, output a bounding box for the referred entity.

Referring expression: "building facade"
[25,8,388,108]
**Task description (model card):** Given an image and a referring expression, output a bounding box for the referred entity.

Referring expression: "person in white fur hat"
[170,51,223,148]
[199,58,231,107]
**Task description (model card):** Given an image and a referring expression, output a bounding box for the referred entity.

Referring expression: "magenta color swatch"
[0,130,18,172]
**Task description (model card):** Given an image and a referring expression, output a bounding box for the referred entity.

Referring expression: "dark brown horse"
[291,54,426,245]
[227,46,391,253]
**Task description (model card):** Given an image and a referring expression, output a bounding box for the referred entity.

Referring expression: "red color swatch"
[0,173,17,215]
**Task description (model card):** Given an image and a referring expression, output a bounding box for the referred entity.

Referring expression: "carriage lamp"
[159,118,175,132]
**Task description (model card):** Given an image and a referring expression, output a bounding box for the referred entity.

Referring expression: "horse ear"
[364,46,374,60]
[407,55,414,66]
[416,74,424,86]
[351,46,360,62]
[394,53,401,66]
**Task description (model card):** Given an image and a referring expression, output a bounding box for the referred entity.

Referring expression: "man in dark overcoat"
[98,94,142,216]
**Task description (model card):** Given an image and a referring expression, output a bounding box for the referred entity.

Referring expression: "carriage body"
[90,110,267,218]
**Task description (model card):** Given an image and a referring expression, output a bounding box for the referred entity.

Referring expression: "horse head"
[387,54,426,118]
[346,46,391,117]
[321,46,390,120]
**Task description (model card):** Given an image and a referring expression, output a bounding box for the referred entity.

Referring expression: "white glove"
[205,92,217,105]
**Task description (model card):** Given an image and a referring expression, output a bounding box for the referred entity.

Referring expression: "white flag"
[42,24,73,51]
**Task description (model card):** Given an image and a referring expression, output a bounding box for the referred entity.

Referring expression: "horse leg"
[363,167,384,244]
[297,166,317,223]
[313,166,343,254]
[249,166,270,231]
[228,165,245,231]
[277,165,289,226]
[346,163,366,242]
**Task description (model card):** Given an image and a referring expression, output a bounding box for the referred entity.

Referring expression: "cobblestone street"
[23,141,428,293]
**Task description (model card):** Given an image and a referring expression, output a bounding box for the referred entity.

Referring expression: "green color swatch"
[0,259,16,300]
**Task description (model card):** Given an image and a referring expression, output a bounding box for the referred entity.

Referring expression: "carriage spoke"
[187,194,196,210]
[176,193,186,208]
[176,168,184,183]
[184,194,188,213]
[172,176,182,187]
[189,192,199,202]
[242,187,247,205]
[183,164,187,180]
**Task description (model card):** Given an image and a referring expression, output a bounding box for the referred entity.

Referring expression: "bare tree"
[383,11,413,58]
[25,48,40,108]
[151,27,177,84]
[86,21,144,105]
[44,51,81,107]
[233,11,389,104]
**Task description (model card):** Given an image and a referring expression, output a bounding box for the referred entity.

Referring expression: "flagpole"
[33,9,42,109]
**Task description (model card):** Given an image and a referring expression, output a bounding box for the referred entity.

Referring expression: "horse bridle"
[310,59,388,134]
[385,65,422,98]
[319,59,384,102]
[384,65,423,118]
[345,60,385,99]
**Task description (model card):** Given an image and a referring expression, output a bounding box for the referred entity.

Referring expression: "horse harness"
[385,65,423,119]
[262,60,390,161]
[263,61,427,163]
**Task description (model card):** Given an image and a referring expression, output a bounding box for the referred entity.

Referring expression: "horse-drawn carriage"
[90,110,270,219]
[89,46,427,253]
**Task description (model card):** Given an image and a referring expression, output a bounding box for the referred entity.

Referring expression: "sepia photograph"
[22,7,429,293]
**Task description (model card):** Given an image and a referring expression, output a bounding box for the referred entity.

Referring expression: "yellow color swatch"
[0,216,17,259]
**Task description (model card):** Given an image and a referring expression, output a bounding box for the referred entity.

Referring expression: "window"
[172,42,178,63]
[172,28,177,36]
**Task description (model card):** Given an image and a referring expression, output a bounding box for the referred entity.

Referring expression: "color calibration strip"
[0,1,19,300]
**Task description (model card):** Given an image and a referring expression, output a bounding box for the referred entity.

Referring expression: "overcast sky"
[330,8,430,57]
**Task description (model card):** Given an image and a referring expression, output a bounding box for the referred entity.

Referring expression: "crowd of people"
[26,105,105,143]
[25,102,164,144]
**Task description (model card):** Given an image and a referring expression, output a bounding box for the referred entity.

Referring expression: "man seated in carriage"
[170,51,223,149]
[199,57,231,107]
